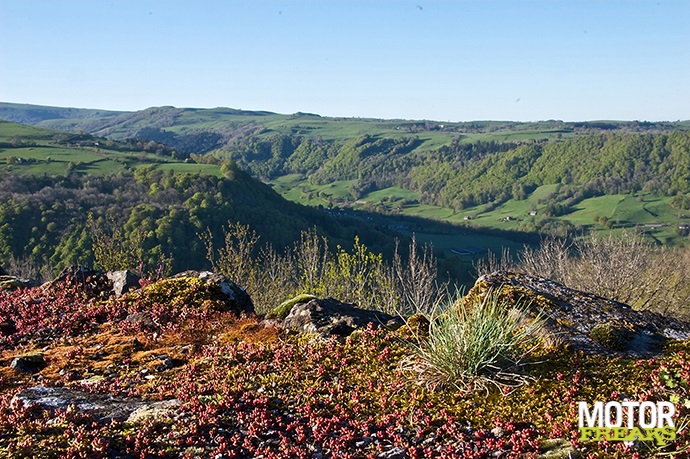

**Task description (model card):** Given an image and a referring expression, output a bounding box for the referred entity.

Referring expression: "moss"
[0,276,23,290]
[126,277,229,312]
[538,438,579,459]
[397,314,430,341]
[267,294,317,320]
[589,321,635,351]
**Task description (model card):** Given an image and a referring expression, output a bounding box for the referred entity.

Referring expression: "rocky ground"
[0,267,689,458]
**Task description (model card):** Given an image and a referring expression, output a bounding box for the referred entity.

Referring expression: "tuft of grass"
[403,287,545,393]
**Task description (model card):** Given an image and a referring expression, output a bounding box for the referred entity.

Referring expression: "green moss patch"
[589,321,636,351]
[266,293,317,320]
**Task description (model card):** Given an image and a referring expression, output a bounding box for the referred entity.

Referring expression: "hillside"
[2,102,690,249]
[0,120,398,278]
[0,118,546,285]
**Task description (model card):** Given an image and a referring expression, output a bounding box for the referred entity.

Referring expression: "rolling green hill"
[2,102,690,259]
[0,120,403,277]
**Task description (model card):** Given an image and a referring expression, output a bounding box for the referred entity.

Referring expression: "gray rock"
[0,275,38,290]
[378,447,405,459]
[51,266,103,285]
[126,398,182,424]
[11,386,181,424]
[10,352,45,373]
[280,297,404,337]
[170,270,254,315]
[124,311,155,329]
[471,271,690,357]
[154,354,175,372]
[106,270,141,296]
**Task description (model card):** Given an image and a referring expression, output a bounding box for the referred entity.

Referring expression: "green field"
[269,174,357,207]
[0,120,224,177]
[270,177,690,249]
[3,106,690,256]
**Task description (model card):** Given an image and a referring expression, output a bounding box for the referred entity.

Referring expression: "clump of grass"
[403,287,545,393]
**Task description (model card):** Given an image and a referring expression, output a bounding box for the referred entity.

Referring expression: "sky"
[0,0,688,122]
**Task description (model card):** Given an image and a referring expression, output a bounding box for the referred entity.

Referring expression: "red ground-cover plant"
[1,282,689,458]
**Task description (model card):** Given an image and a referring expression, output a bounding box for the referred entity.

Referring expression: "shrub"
[403,288,545,392]
[204,223,445,316]
[479,232,690,319]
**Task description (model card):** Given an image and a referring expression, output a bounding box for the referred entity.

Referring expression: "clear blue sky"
[1,0,688,122]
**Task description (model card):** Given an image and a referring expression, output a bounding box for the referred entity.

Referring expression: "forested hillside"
[410,131,690,209]
[0,120,398,279]
[0,166,385,278]
[2,102,690,255]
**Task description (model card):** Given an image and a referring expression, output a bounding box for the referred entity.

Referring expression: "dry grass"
[478,232,690,319]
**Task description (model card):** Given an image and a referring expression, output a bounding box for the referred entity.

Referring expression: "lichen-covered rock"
[106,270,141,297]
[267,293,317,320]
[168,270,254,314]
[11,386,180,423]
[468,271,690,357]
[280,297,404,337]
[123,274,253,317]
[0,275,38,290]
[588,320,635,351]
[397,313,430,341]
[538,438,579,459]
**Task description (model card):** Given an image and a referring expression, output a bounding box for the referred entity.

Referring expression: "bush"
[403,288,544,392]
[478,232,690,319]
[204,223,445,316]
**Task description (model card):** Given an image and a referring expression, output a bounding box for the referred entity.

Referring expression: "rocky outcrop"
[470,271,690,357]
[11,386,181,424]
[49,266,145,298]
[106,270,141,296]
[0,275,38,290]
[170,270,254,315]
[279,297,404,337]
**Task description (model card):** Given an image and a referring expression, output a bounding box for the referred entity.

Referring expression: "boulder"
[469,271,690,357]
[170,270,254,315]
[0,275,37,290]
[280,297,404,337]
[11,386,181,423]
[49,266,112,296]
[10,352,46,373]
[267,293,317,320]
[51,265,103,285]
[106,270,141,296]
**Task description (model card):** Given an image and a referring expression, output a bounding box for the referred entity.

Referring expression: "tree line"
[0,165,391,280]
